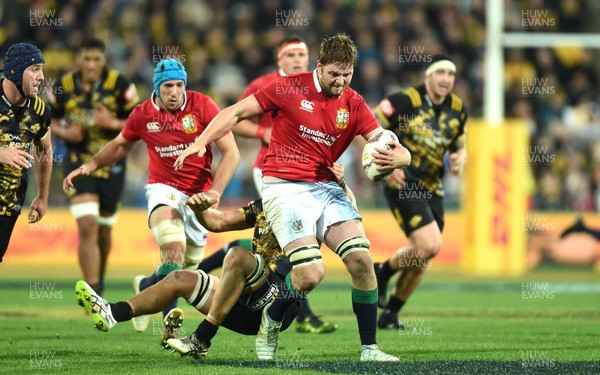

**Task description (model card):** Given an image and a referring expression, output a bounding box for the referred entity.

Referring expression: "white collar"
[312,69,321,92]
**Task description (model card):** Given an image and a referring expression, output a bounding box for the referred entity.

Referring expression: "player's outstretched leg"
[75,280,117,332]
[161,307,184,348]
[167,333,210,359]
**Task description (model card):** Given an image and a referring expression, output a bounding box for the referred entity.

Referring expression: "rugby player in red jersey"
[175,34,410,361]
[201,34,335,334]
[64,59,239,346]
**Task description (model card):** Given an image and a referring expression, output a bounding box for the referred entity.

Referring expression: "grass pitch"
[1,270,599,374]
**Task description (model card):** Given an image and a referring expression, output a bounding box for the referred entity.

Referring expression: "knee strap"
[151,219,186,247]
[244,254,269,290]
[187,270,214,310]
[69,202,99,219]
[335,236,370,260]
[97,213,119,227]
[288,244,322,268]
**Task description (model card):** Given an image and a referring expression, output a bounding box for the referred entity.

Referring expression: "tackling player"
[76,164,351,360]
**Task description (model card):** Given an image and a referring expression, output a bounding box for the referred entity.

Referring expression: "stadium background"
[1,2,600,374]
[2,0,600,273]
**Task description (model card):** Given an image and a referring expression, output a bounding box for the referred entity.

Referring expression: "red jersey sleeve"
[253,79,283,113]
[121,106,142,142]
[355,98,380,137]
[200,95,221,126]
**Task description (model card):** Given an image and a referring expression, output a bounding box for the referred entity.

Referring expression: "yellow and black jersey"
[374,85,468,196]
[0,81,51,216]
[240,199,284,267]
[50,68,138,160]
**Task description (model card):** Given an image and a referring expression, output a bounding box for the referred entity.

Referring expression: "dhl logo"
[491,152,511,247]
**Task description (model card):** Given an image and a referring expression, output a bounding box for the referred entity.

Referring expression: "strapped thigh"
[151,218,186,246]
[334,236,370,260]
[244,253,269,290]
[287,244,322,268]
[187,269,214,310]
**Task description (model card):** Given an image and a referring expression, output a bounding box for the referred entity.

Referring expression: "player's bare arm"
[328,162,357,208]
[93,103,126,131]
[205,131,241,205]
[185,193,251,232]
[174,95,263,170]
[448,134,467,176]
[49,118,85,143]
[29,131,53,223]
[63,133,136,193]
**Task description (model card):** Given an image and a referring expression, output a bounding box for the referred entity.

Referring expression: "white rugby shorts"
[145,183,208,246]
[262,178,361,249]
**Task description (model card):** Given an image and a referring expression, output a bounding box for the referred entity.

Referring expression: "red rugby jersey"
[122,91,220,196]
[239,70,280,169]
[253,70,379,182]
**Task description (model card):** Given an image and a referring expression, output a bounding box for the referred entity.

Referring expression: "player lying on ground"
[197,239,338,334]
[75,245,300,359]
[75,166,360,360]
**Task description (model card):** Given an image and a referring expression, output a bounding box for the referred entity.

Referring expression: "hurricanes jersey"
[241,199,283,267]
[0,81,51,216]
[374,85,468,196]
[50,68,138,178]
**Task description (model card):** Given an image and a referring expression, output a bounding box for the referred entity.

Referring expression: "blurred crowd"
[1,0,598,211]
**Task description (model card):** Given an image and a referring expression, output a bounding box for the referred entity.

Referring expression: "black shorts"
[383,183,444,237]
[0,214,19,263]
[64,155,126,214]
[220,271,301,335]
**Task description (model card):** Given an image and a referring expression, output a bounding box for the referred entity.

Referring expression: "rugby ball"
[362,130,399,182]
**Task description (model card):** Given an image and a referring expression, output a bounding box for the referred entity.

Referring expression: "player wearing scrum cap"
[63,58,239,346]
[0,43,52,262]
[372,54,468,329]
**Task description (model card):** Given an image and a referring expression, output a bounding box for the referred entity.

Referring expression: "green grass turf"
[1,272,599,374]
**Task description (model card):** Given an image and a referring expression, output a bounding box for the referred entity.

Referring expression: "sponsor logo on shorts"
[249,284,277,312]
